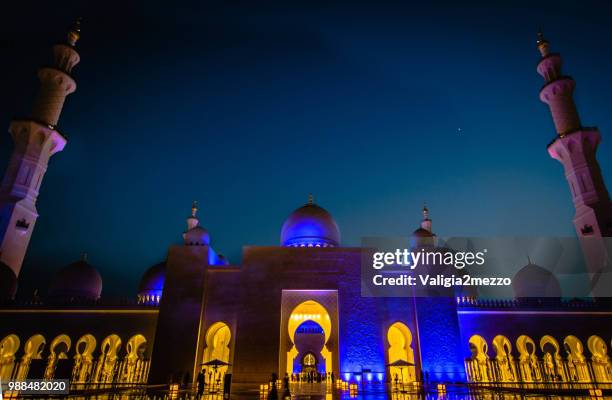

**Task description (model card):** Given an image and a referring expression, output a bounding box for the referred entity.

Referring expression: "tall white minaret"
[0,20,81,277]
[537,32,612,274]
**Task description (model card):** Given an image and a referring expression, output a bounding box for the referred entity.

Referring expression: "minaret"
[536,32,612,274]
[186,201,199,230]
[420,203,432,233]
[0,20,81,277]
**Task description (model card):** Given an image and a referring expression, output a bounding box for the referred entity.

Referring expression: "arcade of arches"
[466,333,612,383]
[0,332,150,385]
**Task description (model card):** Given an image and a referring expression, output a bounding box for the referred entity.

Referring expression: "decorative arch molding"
[286,300,332,376]
[44,334,72,379]
[73,334,96,383]
[492,335,516,382]
[202,322,232,384]
[95,334,122,383]
[0,334,20,380]
[16,334,46,379]
[387,322,415,383]
[587,335,611,383]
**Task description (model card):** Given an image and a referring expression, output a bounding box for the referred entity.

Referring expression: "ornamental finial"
[422,202,429,220]
[308,193,314,205]
[536,29,550,57]
[191,200,198,217]
[67,17,82,47]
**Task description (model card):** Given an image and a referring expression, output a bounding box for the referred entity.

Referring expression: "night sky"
[2,0,612,297]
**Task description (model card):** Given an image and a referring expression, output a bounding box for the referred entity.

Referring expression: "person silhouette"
[268,373,278,400]
[197,369,205,398]
[282,373,291,399]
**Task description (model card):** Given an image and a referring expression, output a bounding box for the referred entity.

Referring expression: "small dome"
[48,258,102,301]
[183,226,210,246]
[512,263,561,298]
[412,227,434,238]
[281,202,340,247]
[0,262,17,299]
[410,227,436,249]
[138,262,166,298]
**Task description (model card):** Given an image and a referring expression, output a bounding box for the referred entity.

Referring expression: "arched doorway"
[301,352,318,374]
[17,334,46,379]
[287,300,332,377]
[73,334,96,383]
[123,334,148,383]
[0,334,20,380]
[387,322,415,383]
[44,334,72,379]
[95,334,122,383]
[202,322,231,386]
[468,335,490,382]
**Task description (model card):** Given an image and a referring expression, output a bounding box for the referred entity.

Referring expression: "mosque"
[0,21,611,393]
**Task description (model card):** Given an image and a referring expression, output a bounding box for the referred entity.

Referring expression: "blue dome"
[138,262,166,299]
[281,203,340,247]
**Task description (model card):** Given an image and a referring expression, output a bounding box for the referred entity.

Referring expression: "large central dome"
[281,197,340,247]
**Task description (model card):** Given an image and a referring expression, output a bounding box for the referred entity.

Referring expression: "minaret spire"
[537,33,612,276]
[420,202,432,233]
[0,21,82,278]
[187,201,199,230]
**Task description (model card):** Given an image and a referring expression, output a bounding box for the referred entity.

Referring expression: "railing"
[465,356,612,387]
[456,297,611,310]
[1,356,150,389]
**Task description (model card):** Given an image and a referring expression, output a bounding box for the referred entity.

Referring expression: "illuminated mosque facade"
[0,22,611,390]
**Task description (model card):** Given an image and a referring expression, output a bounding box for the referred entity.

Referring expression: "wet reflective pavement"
[10,382,612,399]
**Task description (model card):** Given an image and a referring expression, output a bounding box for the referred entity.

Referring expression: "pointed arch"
[468,335,490,382]
[0,334,20,380]
[516,335,540,382]
[286,300,332,376]
[73,334,96,383]
[95,334,122,383]
[492,335,515,382]
[587,335,610,383]
[44,334,72,379]
[539,335,565,382]
[564,335,590,382]
[387,322,415,383]
[203,322,232,385]
[16,334,46,379]
[122,334,148,383]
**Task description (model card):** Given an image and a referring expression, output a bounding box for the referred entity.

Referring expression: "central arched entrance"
[287,300,332,376]
[301,352,318,374]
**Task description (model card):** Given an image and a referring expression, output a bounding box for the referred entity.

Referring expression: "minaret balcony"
[539,76,575,103]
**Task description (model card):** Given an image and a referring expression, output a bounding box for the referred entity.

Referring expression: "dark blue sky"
[2,0,612,297]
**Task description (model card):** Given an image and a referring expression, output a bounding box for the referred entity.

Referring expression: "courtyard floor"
[8,382,612,399]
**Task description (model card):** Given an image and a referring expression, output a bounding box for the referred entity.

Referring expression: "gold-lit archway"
[0,334,20,380]
[387,322,415,383]
[17,334,46,379]
[73,334,96,383]
[564,335,589,382]
[492,335,515,382]
[123,334,148,383]
[95,334,122,383]
[203,322,231,383]
[468,335,490,382]
[286,300,332,375]
[44,334,72,379]
[587,335,612,382]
